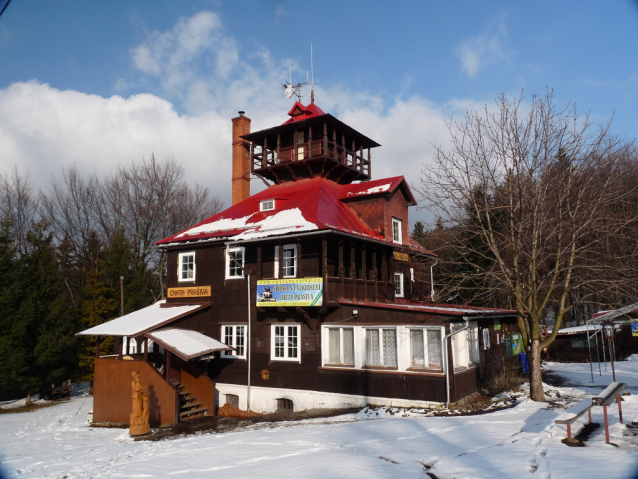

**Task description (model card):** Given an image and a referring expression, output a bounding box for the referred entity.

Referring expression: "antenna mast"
[310,44,315,103]
[281,46,317,103]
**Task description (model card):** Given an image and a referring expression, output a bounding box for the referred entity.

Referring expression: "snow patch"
[347,183,391,196]
[177,214,253,237]
[176,208,318,241]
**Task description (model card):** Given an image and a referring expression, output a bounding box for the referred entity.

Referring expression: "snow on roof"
[157,177,406,246]
[347,183,391,196]
[75,301,206,337]
[340,176,417,206]
[557,324,602,335]
[146,329,232,361]
[174,208,318,242]
[339,299,516,317]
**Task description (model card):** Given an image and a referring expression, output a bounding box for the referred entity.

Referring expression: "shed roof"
[556,324,602,335]
[75,301,208,337]
[146,329,232,361]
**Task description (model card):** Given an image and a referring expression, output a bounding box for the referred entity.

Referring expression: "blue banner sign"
[632,320,638,337]
[256,277,323,307]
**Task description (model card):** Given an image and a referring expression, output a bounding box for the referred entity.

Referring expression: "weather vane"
[282,44,316,103]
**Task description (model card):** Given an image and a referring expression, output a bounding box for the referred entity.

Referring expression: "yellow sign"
[393,251,409,262]
[167,286,211,298]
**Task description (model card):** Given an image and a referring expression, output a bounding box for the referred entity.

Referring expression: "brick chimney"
[231,111,251,205]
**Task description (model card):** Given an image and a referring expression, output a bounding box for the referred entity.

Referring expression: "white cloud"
[275,6,286,25]
[0,11,476,228]
[456,16,510,78]
[0,81,233,202]
[131,11,229,92]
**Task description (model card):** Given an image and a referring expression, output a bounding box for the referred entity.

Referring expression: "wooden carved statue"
[129,371,150,436]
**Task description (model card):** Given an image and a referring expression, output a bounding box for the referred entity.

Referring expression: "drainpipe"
[444,316,469,409]
[430,260,438,302]
[247,274,252,412]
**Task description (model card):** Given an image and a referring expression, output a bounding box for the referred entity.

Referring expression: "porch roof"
[75,300,208,337]
[146,329,233,361]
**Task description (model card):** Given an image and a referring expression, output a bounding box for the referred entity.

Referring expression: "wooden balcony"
[244,114,379,185]
[326,277,395,304]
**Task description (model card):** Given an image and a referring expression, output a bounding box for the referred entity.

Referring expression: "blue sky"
[1,1,637,226]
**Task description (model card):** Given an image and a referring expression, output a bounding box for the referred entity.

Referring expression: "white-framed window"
[327,327,355,365]
[260,199,275,212]
[321,325,446,374]
[274,246,279,278]
[453,322,480,369]
[221,325,246,359]
[409,328,443,369]
[468,321,480,363]
[226,246,245,279]
[178,252,195,282]
[392,217,402,244]
[365,328,397,367]
[453,328,469,369]
[394,272,404,297]
[271,324,300,361]
[283,244,296,278]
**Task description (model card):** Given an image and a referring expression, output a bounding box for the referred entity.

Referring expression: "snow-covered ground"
[543,354,638,392]
[2,363,638,479]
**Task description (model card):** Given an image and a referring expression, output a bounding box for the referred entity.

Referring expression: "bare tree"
[0,166,38,254]
[418,91,638,401]
[41,157,224,299]
[98,155,224,298]
[40,166,100,263]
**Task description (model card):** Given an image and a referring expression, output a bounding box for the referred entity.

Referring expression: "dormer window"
[392,217,402,244]
[260,199,275,212]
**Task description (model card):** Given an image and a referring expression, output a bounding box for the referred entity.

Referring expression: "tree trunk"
[529,338,545,401]
[25,392,32,406]
[89,379,94,395]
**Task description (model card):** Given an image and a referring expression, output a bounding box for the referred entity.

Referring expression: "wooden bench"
[592,382,626,444]
[555,382,627,444]
[555,398,594,440]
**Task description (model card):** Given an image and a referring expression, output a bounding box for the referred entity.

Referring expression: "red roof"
[339,176,417,206]
[158,177,391,245]
[157,176,436,259]
[339,299,516,317]
[408,237,436,256]
[283,101,326,124]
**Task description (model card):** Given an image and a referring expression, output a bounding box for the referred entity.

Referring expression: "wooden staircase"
[169,379,208,420]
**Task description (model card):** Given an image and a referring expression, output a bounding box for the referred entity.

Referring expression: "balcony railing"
[252,139,370,178]
[326,277,394,303]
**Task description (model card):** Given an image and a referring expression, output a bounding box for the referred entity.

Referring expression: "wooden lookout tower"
[243,101,380,185]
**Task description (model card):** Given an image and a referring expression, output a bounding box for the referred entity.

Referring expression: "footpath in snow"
[1,362,638,478]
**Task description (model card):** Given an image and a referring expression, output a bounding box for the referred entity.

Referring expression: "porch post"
[361,245,367,301]
[165,350,171,379]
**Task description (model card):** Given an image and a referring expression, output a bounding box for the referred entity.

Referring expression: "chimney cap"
[238,111,245,116]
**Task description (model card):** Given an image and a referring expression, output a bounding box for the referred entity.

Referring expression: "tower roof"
[283,101,326,124]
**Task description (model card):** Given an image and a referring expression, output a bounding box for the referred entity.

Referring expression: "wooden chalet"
[78,99,519,426]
